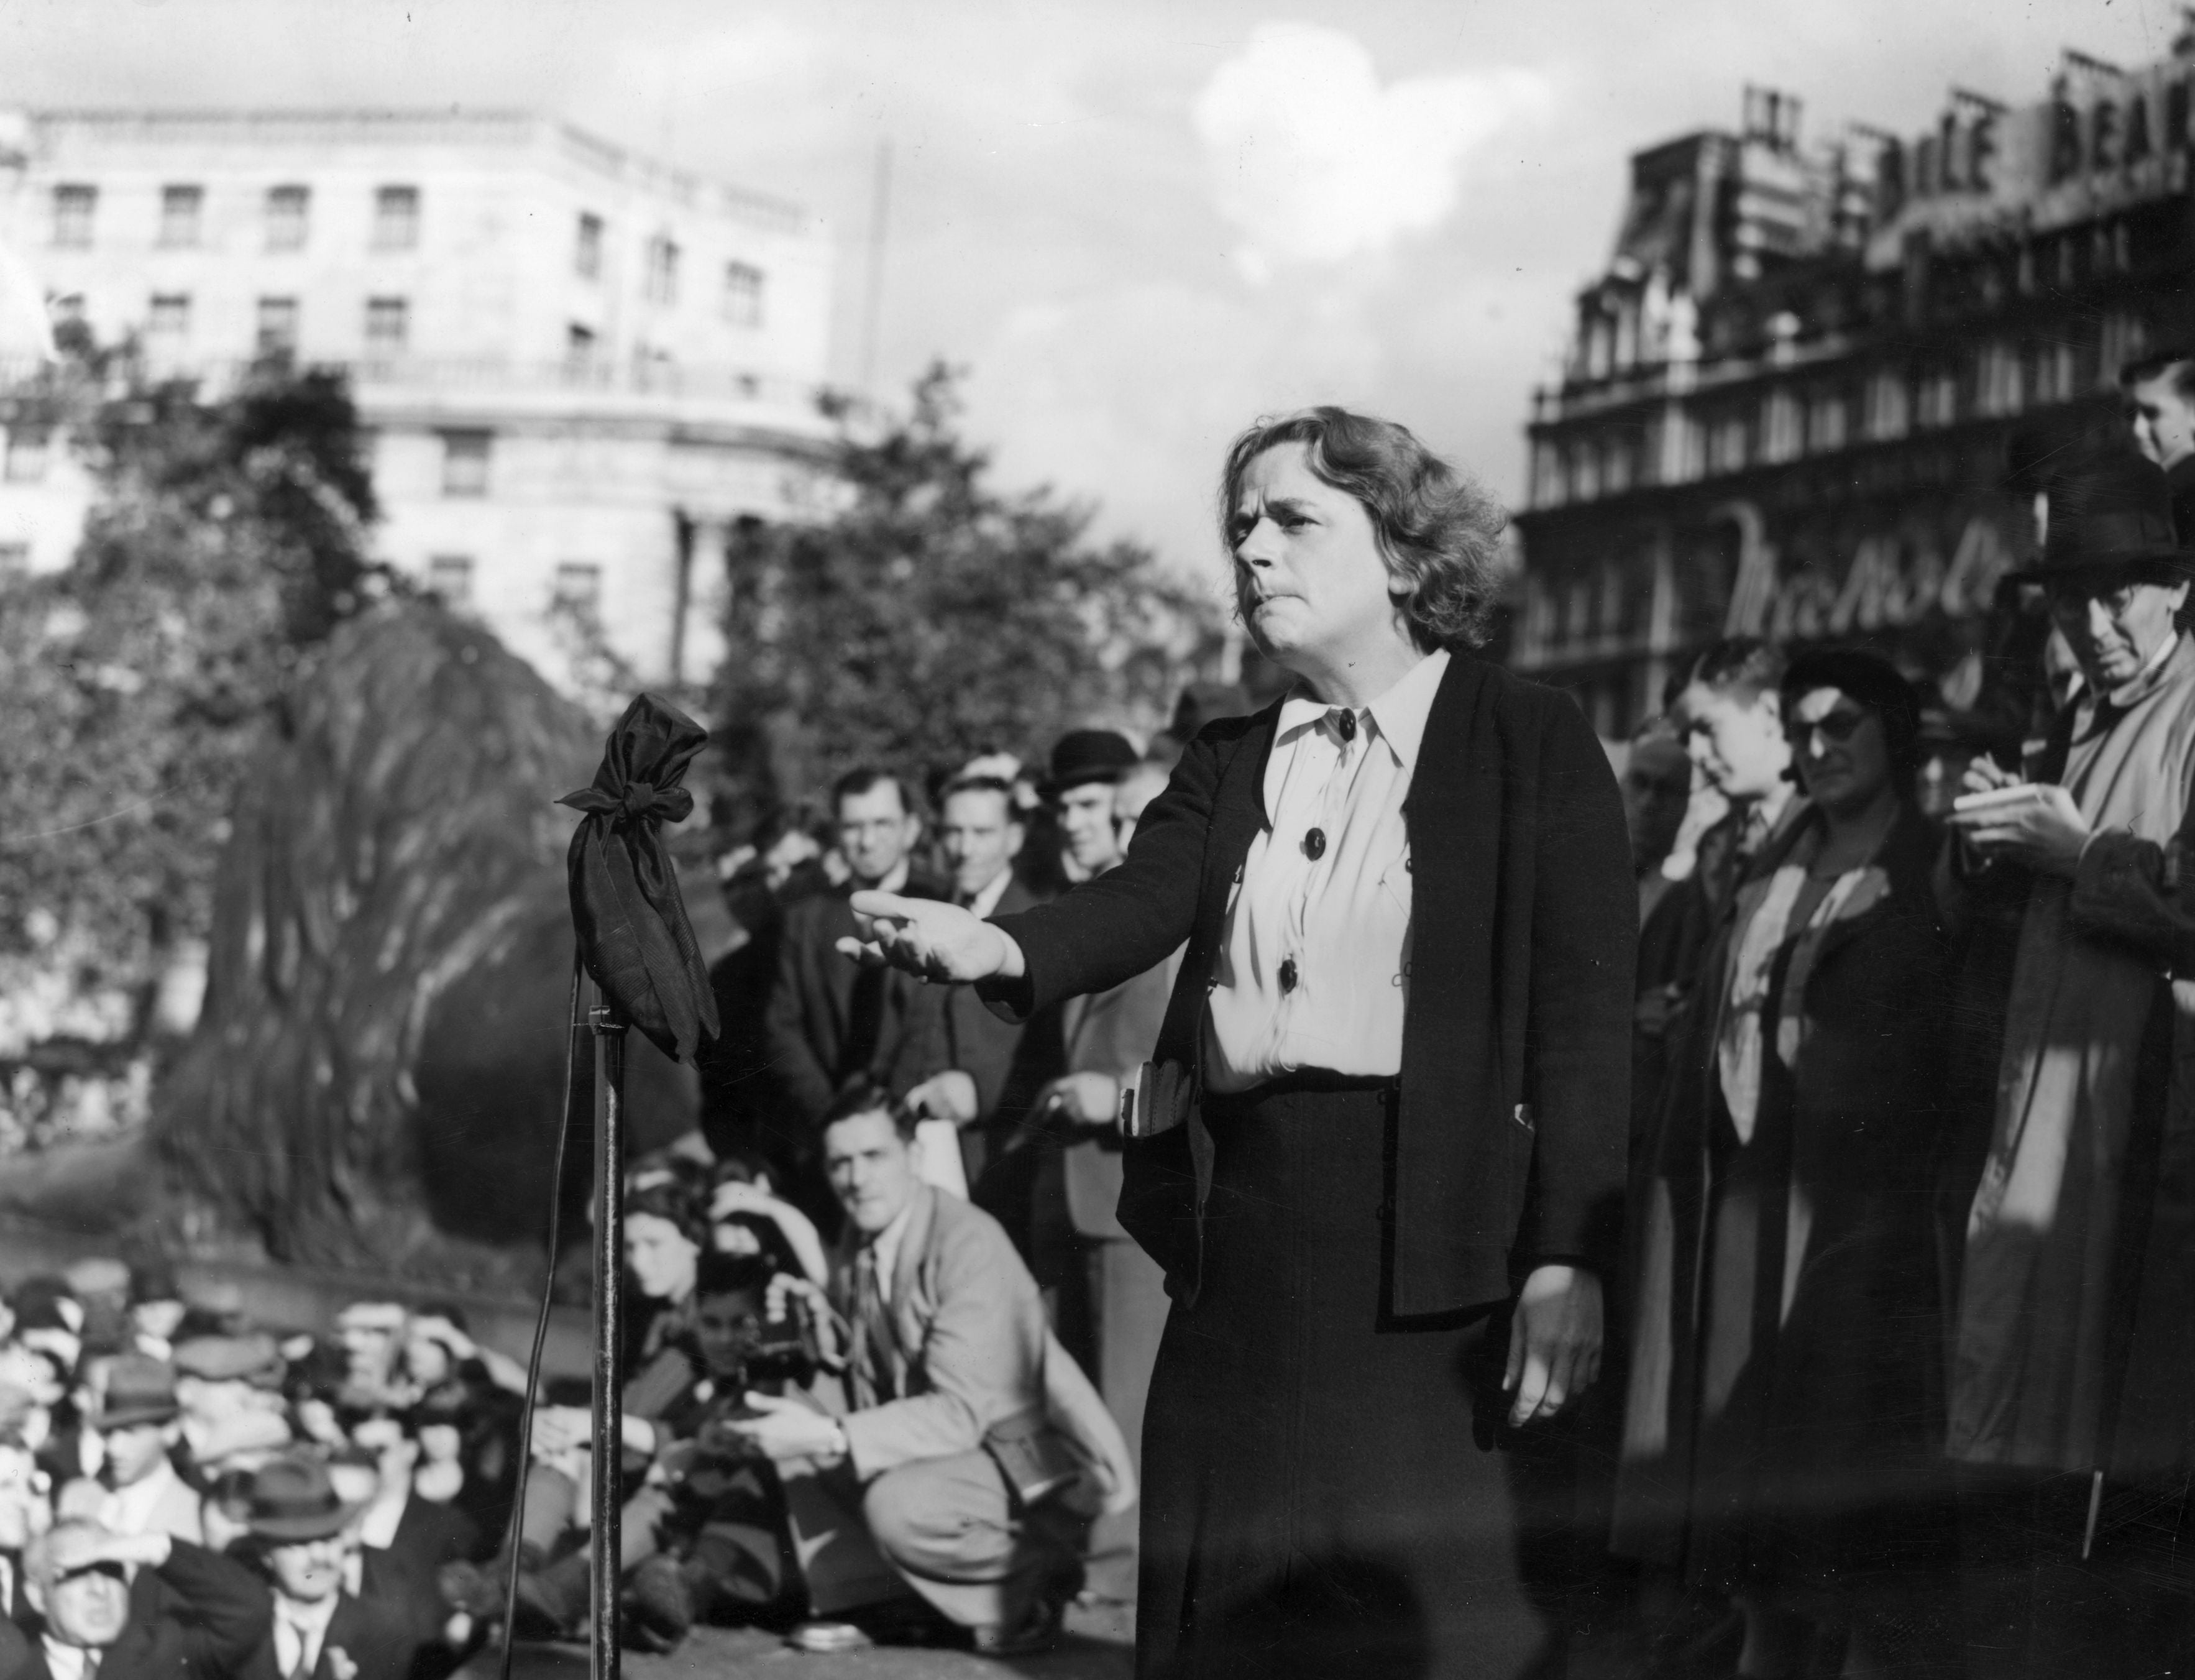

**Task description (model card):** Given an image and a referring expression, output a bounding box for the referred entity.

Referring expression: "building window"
[264,185,310,251]
[575,213,603,280]
[372,186,419,251]
[364,296,408,357]
[1808,389,1849,451]
[1569,440,1602,501]
[644,236,679,305]
[255,296,300,357]
[426,554,474,605]
[1866,370,1911,440]
[566,323,597,372]
[441,431,490,498]
[1708,413,1750,475]
[723,262,764,327]
[51,185,96,248]
[1915,367,1959,428]
[147,293,191,340]
[1761,390,1804,463]
[1529,441,1565,508]
[3,428,51,484]
[158,185,203,248]
[552,562,602,612]
[1976,342,2023,417]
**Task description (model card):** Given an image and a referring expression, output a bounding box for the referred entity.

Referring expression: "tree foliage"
[0,362,383,1132]
[711,365,1222,814]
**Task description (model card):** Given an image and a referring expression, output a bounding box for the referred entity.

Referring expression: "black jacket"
[7,1543,271,1680]
[988,654,1634,1317]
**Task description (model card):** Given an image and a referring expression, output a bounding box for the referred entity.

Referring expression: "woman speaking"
[841,408,1634,1678]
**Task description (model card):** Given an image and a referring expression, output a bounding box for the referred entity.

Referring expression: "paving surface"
[466,1600,1133,1680]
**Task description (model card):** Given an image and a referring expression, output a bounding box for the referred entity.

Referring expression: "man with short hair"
[730,1088,1092,1657]
[904,778,1053,1190]
[2122,347,2195,539]
[15,1520,269,1680]
[765,773,946,1175]
[86,1357,201,1548]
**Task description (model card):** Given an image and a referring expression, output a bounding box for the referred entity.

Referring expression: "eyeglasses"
[1784,709,1870,746]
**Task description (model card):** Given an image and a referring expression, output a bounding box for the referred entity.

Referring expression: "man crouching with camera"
[730,1082,1122,1658]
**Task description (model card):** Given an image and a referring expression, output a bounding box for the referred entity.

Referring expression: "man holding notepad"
[1941,450,2195,1679]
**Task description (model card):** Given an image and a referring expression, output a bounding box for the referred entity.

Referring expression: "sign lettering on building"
[1720,500,2019,640]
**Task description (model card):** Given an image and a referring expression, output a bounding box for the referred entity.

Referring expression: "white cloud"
[1193,22,1552,280]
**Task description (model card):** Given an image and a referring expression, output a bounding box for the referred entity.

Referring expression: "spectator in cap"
[125,1267,186,1366]
[236,1457,416,1680]
[84,1357,200,1548]
[330,1310,406,1417]
[59,1266,129,1364]
[19,1519,269,1680]
[172,1339,291,1477]
[12,1280,83,1380]
[1044,732,1141,887]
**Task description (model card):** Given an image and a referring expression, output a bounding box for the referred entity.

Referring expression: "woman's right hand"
[836,892,1026,983]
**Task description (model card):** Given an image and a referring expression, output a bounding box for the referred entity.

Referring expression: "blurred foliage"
[712,363,1224,817]
[0,362,385,1065]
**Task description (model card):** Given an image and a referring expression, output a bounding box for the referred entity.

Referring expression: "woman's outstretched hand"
[835,891,1028,985]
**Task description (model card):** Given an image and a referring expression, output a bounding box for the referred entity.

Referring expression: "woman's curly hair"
[1219,407,1509,651]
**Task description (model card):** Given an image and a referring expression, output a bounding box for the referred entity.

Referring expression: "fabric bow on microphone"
[557,694,722,1062]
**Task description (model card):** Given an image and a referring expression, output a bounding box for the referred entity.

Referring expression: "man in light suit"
[85,1357,202,1548]
[730,1085,1091,1658]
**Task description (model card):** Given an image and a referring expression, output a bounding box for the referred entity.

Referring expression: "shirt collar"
[1273,648,1450,771]
[964,867,1014,919]
[41,1638,90,1680]
[278,1588,342,1635]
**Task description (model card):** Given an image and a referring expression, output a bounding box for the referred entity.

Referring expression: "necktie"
[843,963,887,1081]
[80,1653,98,1680]
[849,1248,894,1408]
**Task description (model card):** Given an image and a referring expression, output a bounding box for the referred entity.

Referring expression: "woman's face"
[625,1213,700,1302]
[1229,444,1404,674]
[1785,685,1893,817]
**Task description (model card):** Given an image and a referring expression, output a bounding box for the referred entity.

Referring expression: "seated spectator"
[345,1416,478,1662]
[705,1160,828,1287]
[171,1339,291,1477]
[16,1520,271,1680]
[237,1458,416,1680]
[82,1356,199,1546]
[728,1085,1095,1656]
[60,1265,131,1363]
[331,1310,408,1415]
[124,1267,187,1366]
[390,1315,518,1550]
[458,1180,710,1643]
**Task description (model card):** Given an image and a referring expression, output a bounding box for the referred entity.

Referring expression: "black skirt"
[1136,1076,1584,1680]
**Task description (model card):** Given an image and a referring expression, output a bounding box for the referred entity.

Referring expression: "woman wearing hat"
[1620,648,1955,1678]
[839,407,1633,1677]
[1941,449,2195,1677]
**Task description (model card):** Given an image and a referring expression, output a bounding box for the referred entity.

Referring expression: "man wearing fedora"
[236,1459,416,1680]
[1944,449,2195,1676]
[12,1520,269,1680]
[85,1357,201,1549]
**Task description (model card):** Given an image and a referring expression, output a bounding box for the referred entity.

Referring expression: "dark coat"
[1616,802,1952,1584]
[986,654,1635,1316]
[6,1543,272,1680]
[234,1589,419,1680]
[356,1495,478,1658]
[763,874,946,1129]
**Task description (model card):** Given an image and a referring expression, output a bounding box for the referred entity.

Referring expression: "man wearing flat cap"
[86,1357,201,1548]
[1943,449,2195,1675]
[11,1518,270,1680]
[236,1459,416,1680]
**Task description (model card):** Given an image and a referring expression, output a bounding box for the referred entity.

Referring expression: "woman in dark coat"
[843,407,1636,1677]
[1616,648,1956,1678]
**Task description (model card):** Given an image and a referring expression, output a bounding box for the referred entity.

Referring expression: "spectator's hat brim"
[244,1456,364,1542]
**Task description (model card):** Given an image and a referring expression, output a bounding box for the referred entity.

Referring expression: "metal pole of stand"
[589,998,628,1680]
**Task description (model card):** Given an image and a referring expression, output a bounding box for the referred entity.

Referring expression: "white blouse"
[1203,649,1449,1093]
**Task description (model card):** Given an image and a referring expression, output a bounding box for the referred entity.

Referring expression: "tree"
[710,365,1222,815]
[0,360,383,1152]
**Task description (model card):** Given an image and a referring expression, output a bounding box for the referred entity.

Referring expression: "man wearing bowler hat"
[12,1518,269,1680]
[86,1357,200,1548]
[1944,449,2195,1676]
[237,1459,416,1680]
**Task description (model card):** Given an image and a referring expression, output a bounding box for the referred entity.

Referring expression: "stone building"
[0,108,838,691]
[1514,46,2195,737]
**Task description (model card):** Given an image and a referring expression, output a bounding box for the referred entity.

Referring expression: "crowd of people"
[1591,347,2195,1679]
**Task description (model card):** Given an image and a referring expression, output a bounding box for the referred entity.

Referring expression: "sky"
[0,0,2179,585]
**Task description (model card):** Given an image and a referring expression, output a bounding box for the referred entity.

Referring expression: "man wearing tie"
[237,1459,415,1680]
[12,1520,269,1680]
[730,1085,1091,1656]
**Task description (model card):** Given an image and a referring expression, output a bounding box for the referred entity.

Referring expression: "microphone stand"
[589,994,628,1680]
